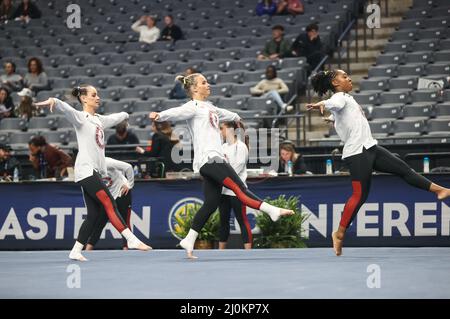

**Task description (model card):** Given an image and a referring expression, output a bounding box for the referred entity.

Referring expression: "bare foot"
[69,252,88,262]
[137,243,152,251]
[332,231,343,256]
[437,188,450,200]
[280,209,295,216]
[187,251,198,259]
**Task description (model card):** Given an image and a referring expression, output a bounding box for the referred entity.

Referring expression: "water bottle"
[326,159,333,175]
[287,160,293,177]
[13,167,19,182]
[133,165,140,178]
[423,157,430,173]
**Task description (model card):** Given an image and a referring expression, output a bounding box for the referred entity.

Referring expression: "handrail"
[271,93,298,128]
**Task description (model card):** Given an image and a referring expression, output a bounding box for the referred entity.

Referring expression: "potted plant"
[173,202,220,249]
[254,195,309,248]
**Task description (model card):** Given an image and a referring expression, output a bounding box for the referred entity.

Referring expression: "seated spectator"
[28,136,74,179]
[250,65,291,112]
[256,0,277,17]
[1,61,23,92]
[0,143,21,181]
[0,0,16,23]
[169,67,196,100]
[0,87,14,119]
[257,25,291,61]
[13,0,41,23]
[160,15,183,42]
[107,120,140,147]
[23,57,49,94]
[131,15,160,44]
[278,141,308,175]
[136,121,179,173]
[291,23,325,71]
[276,0,304,15]
[15,88,36,120]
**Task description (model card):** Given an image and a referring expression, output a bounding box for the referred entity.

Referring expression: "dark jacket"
[31,144,73,178]
[143,132,177,172]
[291,33,323,58]
[0,156,21,180]
[107,131,140,146]
[169,82,188,100]
[278,155,308,175]
[13,2,41,19]
[262,38,292,59]
[160,24,183,41]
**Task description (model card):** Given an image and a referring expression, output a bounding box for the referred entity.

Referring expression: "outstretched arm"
[35,98,84,127]
[150,103,197,122]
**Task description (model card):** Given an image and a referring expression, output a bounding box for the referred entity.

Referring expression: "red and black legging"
[219,195,253,245]
[87,191,132,248]
[192,158,263,233]
[77,170,128,245]
[341,145,432,228]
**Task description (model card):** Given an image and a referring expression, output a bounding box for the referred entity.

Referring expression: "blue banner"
[1,174,450,250]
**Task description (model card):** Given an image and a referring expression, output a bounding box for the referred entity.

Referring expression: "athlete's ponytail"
[175,73,200,98]
[310,70,338,96]
[71,86,88,103]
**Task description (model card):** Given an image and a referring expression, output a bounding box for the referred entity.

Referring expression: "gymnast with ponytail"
[307,69,450,256]
[35,85,151,261]
[149,73,294,259]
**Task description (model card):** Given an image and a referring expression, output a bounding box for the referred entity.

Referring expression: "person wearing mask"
[0,143,21,181]
[160,15,183,42]
[278,141,308,175]
[0,87,14,119]
[291,23,325,71]
[257,25,291,61]
[1,61,23,92]
[23,57,49,94]
[28,135,73,179]
[136,121,179,174]
[107,120,140,148]
[13,0,41,22]
[131,15,160,44]
[250,65,292,112]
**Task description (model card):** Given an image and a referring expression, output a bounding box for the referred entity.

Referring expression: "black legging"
[341,145,432,228]
[219,195,253,244]
[77,171,128,245]
[192,159,263,233]
[87,191,132,247]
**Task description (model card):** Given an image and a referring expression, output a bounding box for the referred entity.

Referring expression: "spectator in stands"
[131,15,160,44]
[13,0,41,22]
[276,0,304,15]
[1,61,23,92]
[23,57,49,94]
[169,67,196,100]
[107,120,140,147]
[0,0,16,23]
[28,136,73,179]
[0,143,21,181]
[136,121,179,173]
[250,65,292,112]
[257,25,291,61]
[159,15,183,42]
[291,23,325,71]
[15,88,36,120]
[256,0,277,17]
[0,87,14,119]
[278,141,308,175]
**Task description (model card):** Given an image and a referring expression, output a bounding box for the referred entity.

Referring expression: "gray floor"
[1,248,449,299]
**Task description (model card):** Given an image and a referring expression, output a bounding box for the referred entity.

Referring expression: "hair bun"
[71,87,80,98]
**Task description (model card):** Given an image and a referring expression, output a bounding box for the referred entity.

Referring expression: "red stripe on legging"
[95,190,126,233]
[240,205,253,246]
[223,177,262,209]
[340,181,362,228]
